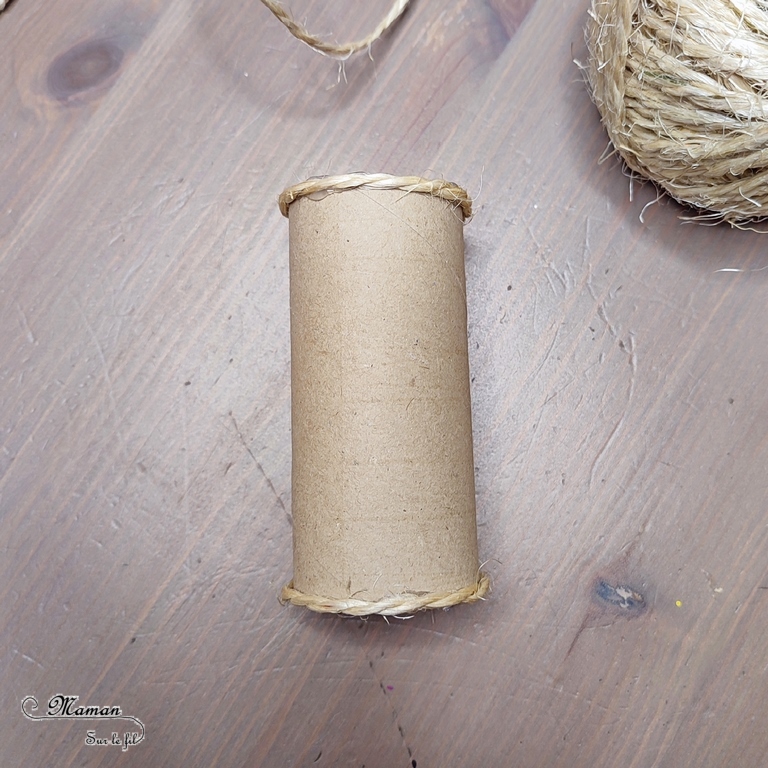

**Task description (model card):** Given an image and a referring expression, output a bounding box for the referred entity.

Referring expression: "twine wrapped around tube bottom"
[280,573,491,617]
[279,173,488,617]
[585,0,768,227]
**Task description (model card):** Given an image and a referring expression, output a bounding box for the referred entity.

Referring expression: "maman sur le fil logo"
[22,694,145,751]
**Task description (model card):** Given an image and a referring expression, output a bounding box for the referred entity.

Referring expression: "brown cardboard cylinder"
[278,174,489,615]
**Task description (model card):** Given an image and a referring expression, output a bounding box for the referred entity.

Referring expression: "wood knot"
[594,580,645,613]
[47,38,124,101]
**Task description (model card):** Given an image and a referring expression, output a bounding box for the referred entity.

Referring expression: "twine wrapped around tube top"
[278,173,473,221]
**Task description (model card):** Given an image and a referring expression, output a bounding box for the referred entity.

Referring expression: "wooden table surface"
[3,1,767,766]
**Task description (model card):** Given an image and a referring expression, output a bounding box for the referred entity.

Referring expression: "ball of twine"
[585,0,768,226]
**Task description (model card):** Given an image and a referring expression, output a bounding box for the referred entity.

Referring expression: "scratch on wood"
[229,412,291,524]
[368,656,416,766]
[524,323,561,390]
[589,332,636,488]
[16,302,36,344]
[72,294,119,420]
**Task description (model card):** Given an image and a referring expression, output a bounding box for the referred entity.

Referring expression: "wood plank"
[2,0,766,766]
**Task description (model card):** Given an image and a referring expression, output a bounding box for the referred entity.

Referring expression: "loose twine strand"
[279,172,473,220]
[261,0,411,59]
[0,0,410,60]
[585,0,768,227]
[280,574,490,616]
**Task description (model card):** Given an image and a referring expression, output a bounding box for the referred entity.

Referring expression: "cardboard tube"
[278,174,489,615]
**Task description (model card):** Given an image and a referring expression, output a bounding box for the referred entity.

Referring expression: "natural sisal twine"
[0,0,409,59]
[585,0,768,226]
[262,0,410,59]
[278,172,473,219]
[280,574,491,617]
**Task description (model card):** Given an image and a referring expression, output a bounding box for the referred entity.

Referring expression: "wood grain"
[2,0,766,766]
